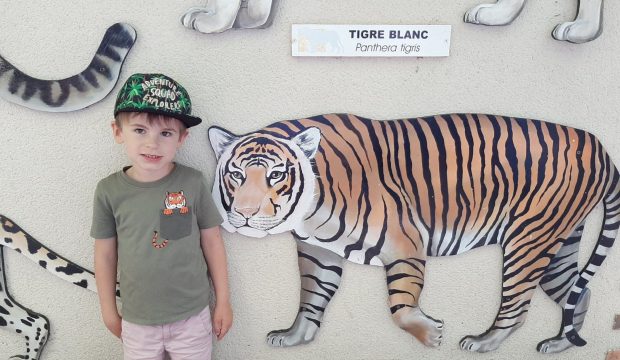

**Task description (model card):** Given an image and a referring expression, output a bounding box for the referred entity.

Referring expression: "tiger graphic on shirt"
[153,191,191,249]
[208,113,620,354]
[164,191,189,215]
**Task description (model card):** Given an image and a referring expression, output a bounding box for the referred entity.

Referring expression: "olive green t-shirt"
[90,164,223,325]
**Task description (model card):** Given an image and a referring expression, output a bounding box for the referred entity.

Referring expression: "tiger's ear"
[208,126,239,160]
[292,127,321,159]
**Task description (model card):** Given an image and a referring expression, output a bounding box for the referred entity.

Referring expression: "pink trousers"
[121,306,213,360]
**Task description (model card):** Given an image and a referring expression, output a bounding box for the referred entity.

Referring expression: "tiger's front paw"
[266,327,315,347]
[460,330,507,353]
[419,319,444,348]
[537,336,573,354]
[266,313,321,347]
[393,306,443,347]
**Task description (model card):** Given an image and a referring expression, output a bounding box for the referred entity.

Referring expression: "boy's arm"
[94,237,122,338]
[200,226,233,340]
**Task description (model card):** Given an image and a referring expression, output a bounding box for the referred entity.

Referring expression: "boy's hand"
[102,309,122,338]
[212,301,233,340]
[95,237,121,339]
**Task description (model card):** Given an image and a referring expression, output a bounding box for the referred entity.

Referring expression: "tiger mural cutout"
[208,113,620,353]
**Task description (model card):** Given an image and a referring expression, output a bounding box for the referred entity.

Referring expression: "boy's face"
[112,112,189,181]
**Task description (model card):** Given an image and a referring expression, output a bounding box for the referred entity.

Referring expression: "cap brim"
[116,108,202,128]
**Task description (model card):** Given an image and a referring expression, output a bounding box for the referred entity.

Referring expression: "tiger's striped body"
[209,113,620,353]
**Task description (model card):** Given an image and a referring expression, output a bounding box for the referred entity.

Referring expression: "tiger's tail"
[563,167,620,346]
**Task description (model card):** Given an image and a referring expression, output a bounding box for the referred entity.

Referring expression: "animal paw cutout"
[464,0,604,43]
[460,333,504,353]
[266,315,321,347]
[421,320,444,347]
[266,328,314,347]
[537,336,574,354]
[464,0,525,26]
[552,18,602,44]
[397,308,444,347]
[181,0,278,33]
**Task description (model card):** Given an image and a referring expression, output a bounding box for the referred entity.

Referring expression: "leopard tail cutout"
[0,215,106,292]
[0,214,120,360]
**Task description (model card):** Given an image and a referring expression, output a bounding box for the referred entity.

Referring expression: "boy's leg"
[166,306,213,360]
[121,319,166,360]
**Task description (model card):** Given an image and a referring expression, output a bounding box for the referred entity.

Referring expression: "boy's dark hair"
[115,112,187,135]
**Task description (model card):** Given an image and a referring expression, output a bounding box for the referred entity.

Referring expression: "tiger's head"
[165,191,186,210]
[208,126,321,238]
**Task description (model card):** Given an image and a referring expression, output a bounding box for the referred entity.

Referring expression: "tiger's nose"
[235,206,259,219]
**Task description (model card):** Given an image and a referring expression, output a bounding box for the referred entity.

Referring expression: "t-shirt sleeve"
[90,181,117,239]
[196,176,224,229]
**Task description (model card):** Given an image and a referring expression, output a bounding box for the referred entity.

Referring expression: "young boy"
[91,73,232,360]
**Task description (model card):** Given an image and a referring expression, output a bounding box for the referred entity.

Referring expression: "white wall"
[1,1,620,359]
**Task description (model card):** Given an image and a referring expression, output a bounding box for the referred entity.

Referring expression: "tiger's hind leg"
[553,0,603,43]
[537,224,590,353]
[460,236,559,352]
[0,246,50,360]
[384,255,443,347]
[464,0,527,26]
[266,240,343,347]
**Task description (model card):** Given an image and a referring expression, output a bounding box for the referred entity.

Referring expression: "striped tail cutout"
[562,170,620,346]
[0,23,136,112]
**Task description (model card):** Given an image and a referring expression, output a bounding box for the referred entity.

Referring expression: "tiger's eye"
[270,171,283,179]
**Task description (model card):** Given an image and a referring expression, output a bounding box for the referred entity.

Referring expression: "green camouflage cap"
[114,73,202,128]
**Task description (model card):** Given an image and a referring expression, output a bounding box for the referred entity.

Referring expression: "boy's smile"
[112,112,189,182]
